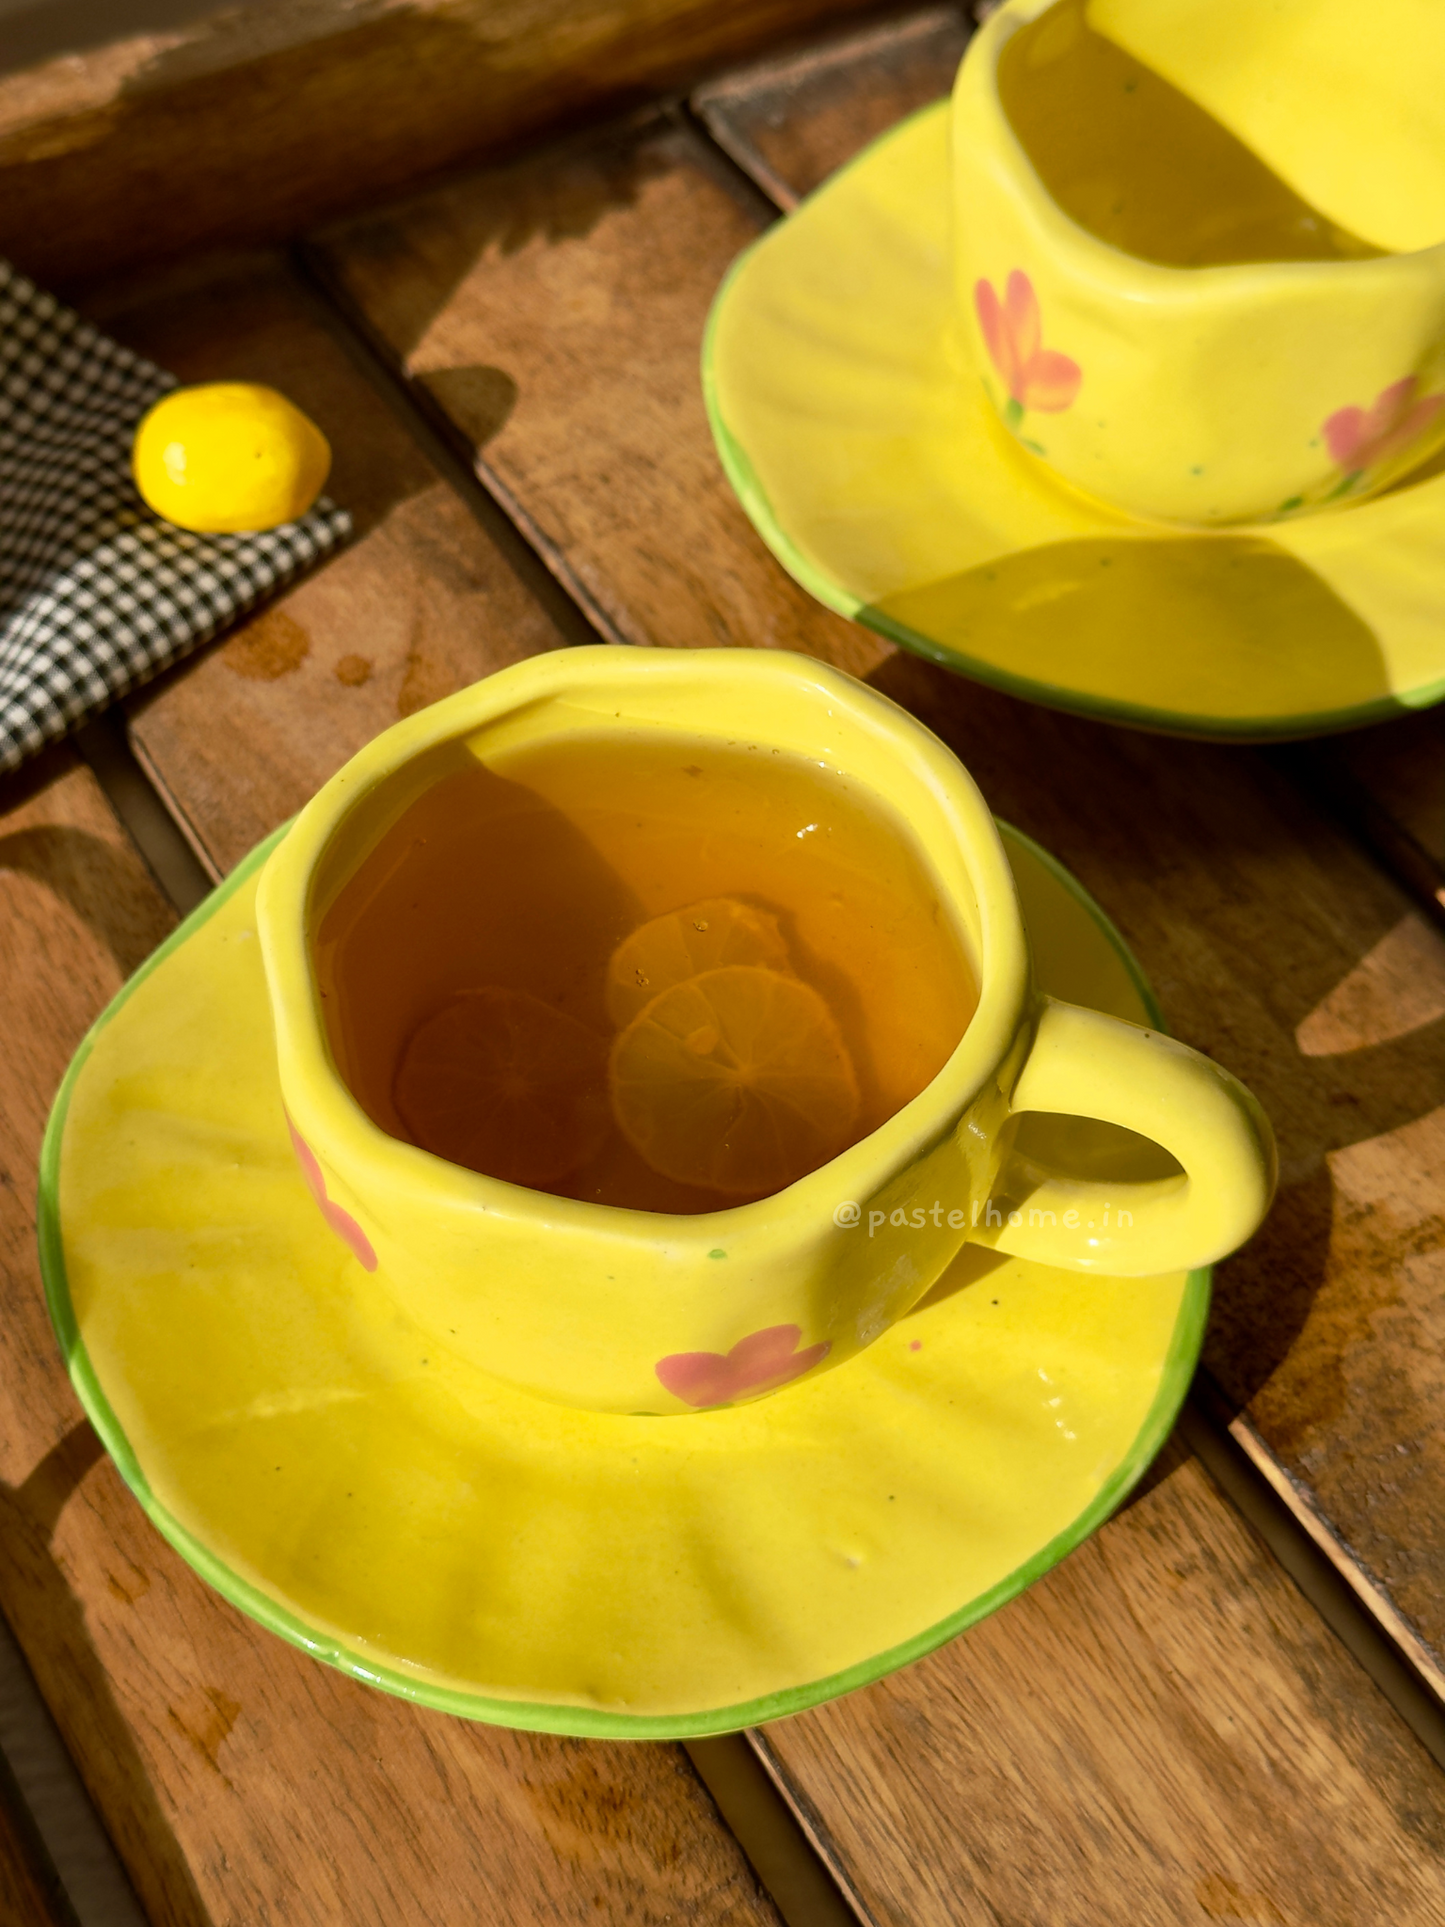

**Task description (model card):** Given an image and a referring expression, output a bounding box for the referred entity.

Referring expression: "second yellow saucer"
[704,102,1445,739]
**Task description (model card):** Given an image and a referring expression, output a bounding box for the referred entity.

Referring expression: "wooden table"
[4,5,1445,1921]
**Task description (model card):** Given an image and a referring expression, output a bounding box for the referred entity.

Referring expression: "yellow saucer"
[40,821,1204,1736]
[704,102,1445,740]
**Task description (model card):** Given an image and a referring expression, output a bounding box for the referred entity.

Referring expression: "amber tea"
[314,732,977,1212]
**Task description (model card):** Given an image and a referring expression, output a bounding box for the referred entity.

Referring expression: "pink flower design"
[1323,375,1444,477]
[656,1324,830,1409]
[974,270,1082,424]
[287,1118,378,1271]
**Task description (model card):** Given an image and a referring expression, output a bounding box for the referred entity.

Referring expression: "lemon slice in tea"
[395,987,607,1189]
[609,965,860,1196]
[605,897,791,1030]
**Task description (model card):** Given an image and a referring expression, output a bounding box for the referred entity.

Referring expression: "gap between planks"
[0,1600,149,1927]
[291,208,635,655]
[72,182,1445,1797]
[686,1737,866,1927]
[59,72,1445,1908]
[1180,1394,1445,1763]
[79,69,1445,1755]
[290,99,779,657]
[738,1396,1445,1923]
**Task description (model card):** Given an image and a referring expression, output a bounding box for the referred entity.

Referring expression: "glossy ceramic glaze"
[956,0,1445,524]
[254,649,1272,1414]
[41,819,1207,1734]
[704,103,1445,736]
[1092,0,1445,258]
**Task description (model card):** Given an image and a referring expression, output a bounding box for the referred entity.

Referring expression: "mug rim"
[256,646,1030,1242]
[967,0,1445,291]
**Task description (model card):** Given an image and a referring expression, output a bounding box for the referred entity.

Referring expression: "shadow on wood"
[0,0,903,288]
[1,1425,215,1927]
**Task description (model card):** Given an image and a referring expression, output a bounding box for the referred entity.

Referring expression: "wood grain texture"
[0,1770,64,1927]
[693,3,969,208]
[318,82,1445,1681]
[758,1441,1445,1927]
[78,252,569,877]
[0,0,902,288]
[312,116,887,680]
[0,752,785,1927]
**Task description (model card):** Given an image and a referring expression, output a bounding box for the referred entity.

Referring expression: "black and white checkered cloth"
[0,259,350,775]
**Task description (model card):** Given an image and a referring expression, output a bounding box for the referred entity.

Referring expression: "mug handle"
[979,998,1277,1276]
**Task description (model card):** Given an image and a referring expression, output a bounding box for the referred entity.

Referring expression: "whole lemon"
[132,382,332,533]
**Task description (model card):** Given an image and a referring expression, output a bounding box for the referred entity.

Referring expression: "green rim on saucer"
[704,102,1445,741]
[38,821,1207,1738]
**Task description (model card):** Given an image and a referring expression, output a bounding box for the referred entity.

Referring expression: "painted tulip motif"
[974,270,1082,426]
[287,1118,378,1271]
[656,1324,830,1409]
[1323,375,1444,484]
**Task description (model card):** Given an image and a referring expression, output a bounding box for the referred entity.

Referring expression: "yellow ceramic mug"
[256,647,1275,1414]
[952,0,1445,525]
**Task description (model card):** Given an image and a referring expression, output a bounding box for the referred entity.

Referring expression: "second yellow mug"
[952,0,1445,525]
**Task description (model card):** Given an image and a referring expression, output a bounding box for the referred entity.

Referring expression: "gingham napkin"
[0,259,351,776]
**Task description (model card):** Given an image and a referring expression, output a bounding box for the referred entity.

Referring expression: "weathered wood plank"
[311,116,887,680]
[0,1767,64,1927]
[315,75,1445,1695]
[0,751,785,1927]
[875,651,1445,1695]
[693,4,969,209]
[758,1441,1445,1927]
[77,252,569,878]
[0,0,905,288]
